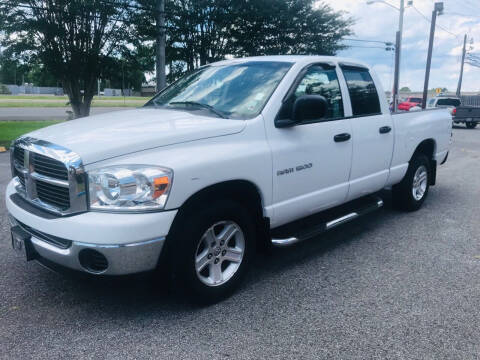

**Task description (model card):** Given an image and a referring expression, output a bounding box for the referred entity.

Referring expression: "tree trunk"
[64,77,95,119]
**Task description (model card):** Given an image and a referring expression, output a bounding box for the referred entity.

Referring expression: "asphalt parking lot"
[1,126,479,359]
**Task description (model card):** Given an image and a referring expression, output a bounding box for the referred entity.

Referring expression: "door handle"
[379,126,392,134]
[334,133,351,142]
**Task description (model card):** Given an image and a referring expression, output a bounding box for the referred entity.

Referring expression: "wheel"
[168,200,255,304]
[392,154,430,211]
[466,122,477,129]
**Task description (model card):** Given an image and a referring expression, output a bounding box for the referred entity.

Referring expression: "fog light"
[78,249,108,273]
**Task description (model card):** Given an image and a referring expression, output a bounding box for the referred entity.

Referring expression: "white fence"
[6,84,64,95]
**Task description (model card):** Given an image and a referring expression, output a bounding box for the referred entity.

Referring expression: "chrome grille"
[15,168,26,187]
[36,180,70,210]
[14,146,25,165]
[10,137,87,216]
[33,153,69,180]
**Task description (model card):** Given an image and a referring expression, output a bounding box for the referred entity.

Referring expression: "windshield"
[146,61,293,119]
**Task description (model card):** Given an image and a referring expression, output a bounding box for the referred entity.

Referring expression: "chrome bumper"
[8,214,165,275]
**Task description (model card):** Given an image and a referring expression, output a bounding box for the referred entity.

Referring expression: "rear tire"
[466,122,477,129]
[392,154,430,211]
[168,200,255,304]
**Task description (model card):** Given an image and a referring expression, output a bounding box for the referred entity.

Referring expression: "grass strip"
[0,120,62,148]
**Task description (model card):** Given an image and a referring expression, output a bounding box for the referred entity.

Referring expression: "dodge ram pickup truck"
[6,56,452,303]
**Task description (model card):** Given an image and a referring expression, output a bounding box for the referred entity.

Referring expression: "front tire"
[169,200,255,304]
[466,122,478,129]
[392,154,430,211]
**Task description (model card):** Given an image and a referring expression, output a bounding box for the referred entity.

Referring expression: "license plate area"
[11,225,37,261]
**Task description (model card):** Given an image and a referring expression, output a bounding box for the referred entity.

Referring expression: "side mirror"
[292,95,328,123]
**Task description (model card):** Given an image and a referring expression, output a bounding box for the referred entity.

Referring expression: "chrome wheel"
[194,221,245,287]
[412,165,428,201]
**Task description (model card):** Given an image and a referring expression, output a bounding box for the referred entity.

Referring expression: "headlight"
[88,165,173,212]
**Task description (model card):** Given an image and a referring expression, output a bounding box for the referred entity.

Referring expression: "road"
[0,107,130,121]
[1,126,479,359]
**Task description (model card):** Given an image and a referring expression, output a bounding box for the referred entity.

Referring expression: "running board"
[271,196,384,247]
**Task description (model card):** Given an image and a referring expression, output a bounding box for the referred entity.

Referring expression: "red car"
[398,97,422,111]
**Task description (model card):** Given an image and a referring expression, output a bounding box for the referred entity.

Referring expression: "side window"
[342,68,381,116]
[277,65,344,120]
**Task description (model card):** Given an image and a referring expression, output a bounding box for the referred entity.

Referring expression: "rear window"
[437,98,461,107]
[342,68,381,117]
[410,98,422,103]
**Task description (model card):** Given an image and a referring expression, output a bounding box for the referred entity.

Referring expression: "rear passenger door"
[340,65,394,201]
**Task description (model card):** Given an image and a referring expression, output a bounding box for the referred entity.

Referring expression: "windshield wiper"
[169,101,229,119]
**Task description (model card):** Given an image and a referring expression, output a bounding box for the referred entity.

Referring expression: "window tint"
[342,68,381,116]
[278,65,343,121]
[437,98,461,107]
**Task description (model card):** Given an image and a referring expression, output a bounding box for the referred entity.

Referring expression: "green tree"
[133,0,353,83]
[400,87,411,92]
[231,0,353,57]
[1,0,136,117]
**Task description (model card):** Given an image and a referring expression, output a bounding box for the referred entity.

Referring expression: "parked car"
[427,95,461,115]
[6,56,452,303]
[453,107,480,129]
[428,95,479,129]
[398,96,422,111]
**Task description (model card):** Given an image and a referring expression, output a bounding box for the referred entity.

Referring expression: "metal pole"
[155,0,166,92]
[392,31,401,112]
[456,34,467,97]
[392,0,404,112]
[422,8,438,109]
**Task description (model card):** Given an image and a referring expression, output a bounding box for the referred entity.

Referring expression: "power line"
[443,12,480,19]
[411,5,460,39]
[343,38,393,45]
[346,45,394,50]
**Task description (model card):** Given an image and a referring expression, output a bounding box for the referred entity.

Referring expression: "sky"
[325,0,480,93]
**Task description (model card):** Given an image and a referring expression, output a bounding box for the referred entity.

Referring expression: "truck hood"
[26,108,246,164]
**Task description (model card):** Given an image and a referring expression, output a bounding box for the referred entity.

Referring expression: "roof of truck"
[211,55,371,69]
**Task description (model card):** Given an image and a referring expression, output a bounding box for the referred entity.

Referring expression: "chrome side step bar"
[271,197,384,247]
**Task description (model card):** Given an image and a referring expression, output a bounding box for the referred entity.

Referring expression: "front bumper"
[6,179,178,275]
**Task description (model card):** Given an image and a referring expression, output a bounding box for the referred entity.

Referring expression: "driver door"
[265,64,353,227]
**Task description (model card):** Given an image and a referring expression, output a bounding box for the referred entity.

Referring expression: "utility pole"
[392,0,405,112]
[456,34,467,97]
[422,2,444,109]
[155,0,166,92]
[392,31,401,111]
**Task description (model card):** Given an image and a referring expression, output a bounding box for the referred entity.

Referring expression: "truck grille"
[36,180,70,210]
[10,138,87,215]
[33,153,69,180]
[15,168,26,187]
[14,146,25,165]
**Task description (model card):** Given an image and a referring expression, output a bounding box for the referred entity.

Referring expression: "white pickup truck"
[6,56,452,303]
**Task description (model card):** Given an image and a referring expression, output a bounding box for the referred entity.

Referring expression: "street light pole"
[422,2,443,109]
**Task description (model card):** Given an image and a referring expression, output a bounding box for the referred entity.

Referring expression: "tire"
[392,154,430,212]
[168,199,255,304]
[466,122,477,129]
